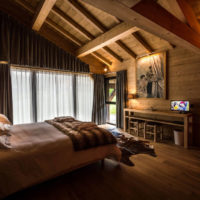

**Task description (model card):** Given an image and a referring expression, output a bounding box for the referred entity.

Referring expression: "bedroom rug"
[108,128,156,166]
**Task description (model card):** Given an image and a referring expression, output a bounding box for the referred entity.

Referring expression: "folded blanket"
[46,118,116,151]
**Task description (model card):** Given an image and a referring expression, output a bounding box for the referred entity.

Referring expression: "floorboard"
[6,140,200,200]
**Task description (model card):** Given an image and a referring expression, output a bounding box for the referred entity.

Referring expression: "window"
[76,74,94,121]
[105,77,116,124]
[11,67,94,124]
[11,69,33,124]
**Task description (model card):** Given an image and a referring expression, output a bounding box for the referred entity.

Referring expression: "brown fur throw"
[46,118,116,151]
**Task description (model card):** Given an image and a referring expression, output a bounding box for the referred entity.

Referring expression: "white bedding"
[0,122,121,199]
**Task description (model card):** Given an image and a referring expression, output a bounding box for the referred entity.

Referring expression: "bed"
[0,121,121,199]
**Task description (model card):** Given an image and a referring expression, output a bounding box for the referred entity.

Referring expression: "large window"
[105,77,116,124]
[11,67,94,124]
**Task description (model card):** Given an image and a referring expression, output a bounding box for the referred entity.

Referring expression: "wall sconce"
[128,93,137,99]
[0,61,8,64]
[104,67,108,73]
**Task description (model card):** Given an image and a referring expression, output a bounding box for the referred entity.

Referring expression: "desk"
[124,109,193,148]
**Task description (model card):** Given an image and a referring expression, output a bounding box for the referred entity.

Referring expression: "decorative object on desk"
[108,128,156,166]
[136,52,166,99]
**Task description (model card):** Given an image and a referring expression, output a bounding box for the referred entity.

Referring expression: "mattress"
[0,122,121,199]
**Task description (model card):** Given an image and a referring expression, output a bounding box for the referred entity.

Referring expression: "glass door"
[105,77,116,125]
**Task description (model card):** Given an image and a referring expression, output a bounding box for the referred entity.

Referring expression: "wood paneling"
[110,47,200,146]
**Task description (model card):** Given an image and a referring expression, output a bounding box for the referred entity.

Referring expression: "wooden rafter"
[15,0,111,66]
[51,6,122,62]
[32,0,57,31]
[115,40,137,58]
[82,0,200,53]
[132,31,153,53]
[177,0,200,35]
[67,0,137,59]
[91,52,112,66]
[76,22,139,57]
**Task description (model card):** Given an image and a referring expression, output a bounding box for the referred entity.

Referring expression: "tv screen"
[171,101,190,111]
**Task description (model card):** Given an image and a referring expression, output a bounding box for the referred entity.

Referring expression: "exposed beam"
[157,0,186,23]
[116,40,137,58]
[132,31,153,53]
[102,47,123,62]
[76,22,139,57]
[177,0,200,35]
[66,0,107,33]
[91,52,112,66]
[32,0,57,31]
[51,6,94,40]
[81,0,200,53]
[52,6,123,62]
[15,0,112,66]
[45,19,83,46]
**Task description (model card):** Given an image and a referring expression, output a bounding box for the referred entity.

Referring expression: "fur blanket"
[46,117,116,151]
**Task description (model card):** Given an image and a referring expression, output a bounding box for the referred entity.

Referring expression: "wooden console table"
[124,108,193,148]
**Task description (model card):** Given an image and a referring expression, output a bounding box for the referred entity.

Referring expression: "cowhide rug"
[108,128,156,166]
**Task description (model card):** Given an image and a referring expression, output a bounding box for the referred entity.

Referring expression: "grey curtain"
[92,74,106,125]
[116,70,128,128]
[0,64,13,123]
[0,11,89,73]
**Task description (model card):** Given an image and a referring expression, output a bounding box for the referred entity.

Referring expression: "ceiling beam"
[81,0,200,53]
[132,31,153,53]
[66,0,107,33]
[32,0,57,31]
[66,0,136,59]
[51,6,122,62]
[76,22,139,57]
[177,0,200,35]
[102,47,123,62]
[91,52,112,66]
[15,0,111,66]
[115,40,137,58]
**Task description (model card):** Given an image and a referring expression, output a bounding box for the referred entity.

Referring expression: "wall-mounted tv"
[171,101,190,112]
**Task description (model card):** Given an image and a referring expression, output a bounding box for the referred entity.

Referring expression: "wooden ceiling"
[1,0,200,69]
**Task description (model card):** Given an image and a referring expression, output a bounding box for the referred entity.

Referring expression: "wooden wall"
[109,47,200,146]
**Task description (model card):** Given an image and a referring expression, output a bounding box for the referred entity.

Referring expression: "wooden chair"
[144,122,163,142]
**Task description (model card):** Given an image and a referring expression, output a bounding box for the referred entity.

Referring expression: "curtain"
[76,74,94,121]
[92,74,106,125]
[0,11,89,73]
[11,68,94,124]
[0,64,13,123]
[116,70,128,128]
[36,71,74,122]
[11,68,33,124]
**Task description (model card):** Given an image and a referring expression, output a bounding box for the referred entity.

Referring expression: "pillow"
[0,114,11,125]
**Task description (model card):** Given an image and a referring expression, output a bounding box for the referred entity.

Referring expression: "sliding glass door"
[105,77,116,125]
[11,67,94,124]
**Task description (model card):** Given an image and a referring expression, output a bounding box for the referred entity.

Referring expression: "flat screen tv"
[171,101,190,112]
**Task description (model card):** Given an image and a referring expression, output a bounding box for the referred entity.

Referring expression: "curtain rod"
[11,65,93,75]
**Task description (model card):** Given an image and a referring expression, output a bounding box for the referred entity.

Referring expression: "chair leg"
[154,125,157,142]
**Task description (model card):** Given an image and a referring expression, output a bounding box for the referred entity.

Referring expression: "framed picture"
[136,52,166,99]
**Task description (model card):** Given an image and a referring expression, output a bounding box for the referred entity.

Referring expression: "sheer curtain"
[36,71,74,122]
[11,68,33,124]
[11,68,94,124]
[76,74,94,121]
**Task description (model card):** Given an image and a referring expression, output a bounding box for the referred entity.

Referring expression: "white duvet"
[0,122,121,199]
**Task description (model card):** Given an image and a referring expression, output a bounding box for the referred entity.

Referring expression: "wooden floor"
[6,141,200,200]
